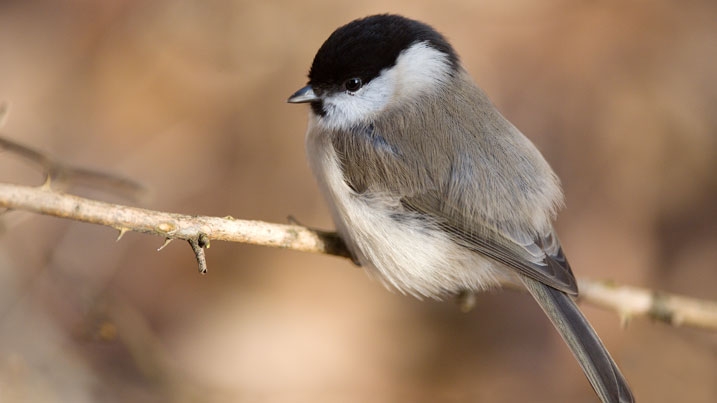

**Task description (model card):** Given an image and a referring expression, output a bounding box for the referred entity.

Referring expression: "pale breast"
[305,119,509,298]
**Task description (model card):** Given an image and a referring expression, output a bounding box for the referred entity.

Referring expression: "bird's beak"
[287,85,319,103]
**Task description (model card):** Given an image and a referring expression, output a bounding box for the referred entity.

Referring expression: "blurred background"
[0,1,715,402]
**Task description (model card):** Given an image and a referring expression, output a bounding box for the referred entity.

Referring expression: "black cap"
[307,14,459,92]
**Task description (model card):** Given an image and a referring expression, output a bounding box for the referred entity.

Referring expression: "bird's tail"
[521,276,635,403]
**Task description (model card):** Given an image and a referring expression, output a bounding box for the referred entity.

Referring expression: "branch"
[577,280,717,332]
[0,183,352,267]
[1,183,716,331]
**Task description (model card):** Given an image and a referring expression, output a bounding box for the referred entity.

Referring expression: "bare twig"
[0,182,716,331]
[0,183,352,270]
[188,238,207,274]
[577,280,717,332]
[0,135,146,201]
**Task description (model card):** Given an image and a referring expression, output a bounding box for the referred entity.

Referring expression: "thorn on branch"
[116,227,128,242]
[189,233,209,274]
[0,102,8,127]
[157,238,172,251]
[619,311,631,329]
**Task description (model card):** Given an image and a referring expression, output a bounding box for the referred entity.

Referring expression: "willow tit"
[288,14,633,402]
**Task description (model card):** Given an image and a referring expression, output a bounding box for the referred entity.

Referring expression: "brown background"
[0,1,715,402]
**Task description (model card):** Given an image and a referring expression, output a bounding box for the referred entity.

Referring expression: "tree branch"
[577,280,717,331]
[0,183,352,266]
[1,182,716,331]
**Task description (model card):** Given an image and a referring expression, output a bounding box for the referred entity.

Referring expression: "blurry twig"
[0,135,716,332]
[0,135,146,202]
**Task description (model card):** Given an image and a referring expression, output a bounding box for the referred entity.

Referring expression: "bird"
[288,14,634,402]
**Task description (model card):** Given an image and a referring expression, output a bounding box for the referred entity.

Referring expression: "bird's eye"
[344,77,363,92]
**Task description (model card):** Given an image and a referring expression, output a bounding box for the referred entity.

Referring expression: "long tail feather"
[521,276,634,403]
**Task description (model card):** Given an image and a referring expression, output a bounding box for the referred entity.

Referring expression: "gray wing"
[401,195,578,295]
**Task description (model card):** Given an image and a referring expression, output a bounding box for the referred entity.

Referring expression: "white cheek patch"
[315,41,453,132]
[392,41,453,99]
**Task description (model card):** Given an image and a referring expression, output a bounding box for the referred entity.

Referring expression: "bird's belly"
[307,131,505,298]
